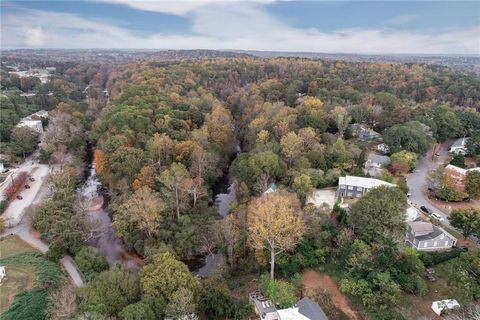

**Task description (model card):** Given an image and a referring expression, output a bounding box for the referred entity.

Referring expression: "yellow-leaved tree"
[247,191,304,279]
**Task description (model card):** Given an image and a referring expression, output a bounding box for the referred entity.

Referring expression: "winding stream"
[78,162,141,272]
[191,144,240,277]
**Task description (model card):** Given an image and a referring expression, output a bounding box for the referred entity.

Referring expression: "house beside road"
[405,221,457,251]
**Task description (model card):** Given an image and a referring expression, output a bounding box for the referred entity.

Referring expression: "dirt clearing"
[302,269,360,320]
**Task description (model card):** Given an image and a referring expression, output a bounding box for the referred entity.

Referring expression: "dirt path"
[302,269,360,320]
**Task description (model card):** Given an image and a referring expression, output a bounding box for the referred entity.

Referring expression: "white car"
[431,212,444,222]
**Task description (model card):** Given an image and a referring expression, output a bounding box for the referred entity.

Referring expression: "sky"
[1,0,479,54]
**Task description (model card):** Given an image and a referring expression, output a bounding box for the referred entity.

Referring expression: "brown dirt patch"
[302,269,360,320]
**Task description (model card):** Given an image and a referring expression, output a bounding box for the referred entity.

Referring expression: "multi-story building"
[336,176,396,199]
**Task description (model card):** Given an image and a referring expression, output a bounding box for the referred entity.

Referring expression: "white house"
[250,293,328,320]
[431,299,460,316]
[337,176,396,199]
[449,138,468,155]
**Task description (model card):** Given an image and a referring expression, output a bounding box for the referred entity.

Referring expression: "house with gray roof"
[405,221,457,251]
[349,123,381,141]
[337,176,396,199]
[364,152,390,177]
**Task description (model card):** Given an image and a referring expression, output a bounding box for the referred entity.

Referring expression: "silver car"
[431,212,444,222]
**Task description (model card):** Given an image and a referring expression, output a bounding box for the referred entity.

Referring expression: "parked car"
[29,177,35,182]
[407,193,412,197]
[2,168,9,173]
[420,206,430,214]
[25,185,30,189]
[16,195,23,200]
[431,212,444,222]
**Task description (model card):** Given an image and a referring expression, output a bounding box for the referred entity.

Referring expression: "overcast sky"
[1,0,479,54]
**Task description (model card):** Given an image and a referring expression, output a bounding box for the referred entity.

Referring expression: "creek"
[189,144,241,277]
[78,160,141,272]
[77,139,240,277]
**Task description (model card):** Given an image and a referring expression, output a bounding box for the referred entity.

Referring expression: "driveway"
[406,141,452,227]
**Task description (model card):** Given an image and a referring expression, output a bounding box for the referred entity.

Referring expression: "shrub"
[450,154,465,168]
[419,249,463,267]
[260,274,296,308]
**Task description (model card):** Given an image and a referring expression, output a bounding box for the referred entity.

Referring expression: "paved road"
[1,168,85,288]
[406,141,452,227]
[2,164,50,227]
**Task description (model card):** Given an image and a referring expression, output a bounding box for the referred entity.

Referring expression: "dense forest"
[86,57,480,319]
[1,53,480,320]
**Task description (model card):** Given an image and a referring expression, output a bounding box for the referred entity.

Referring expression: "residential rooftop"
[338,176,396,189]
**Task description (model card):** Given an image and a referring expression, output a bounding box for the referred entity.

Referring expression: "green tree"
[432,104,464,141]
[332,106,351,137]
[119,295,166,320]
[140,252,198,301]
[390,150,417,169]
[292,173,314,203]
[159,163,191,219]
[383,121,432,154]
[280,132,304,164]
[466,130,480,155]
[232,151,287,192]
[466,171,480,199]
[447,250,480,300]
[349,186,407,242]
[107,146,145,183]
[74,246,109,282]
[78,268,140,317]
[147,133,174,168]
[197,281,251,319]
[449,208,480,238]
[10,126,40,159]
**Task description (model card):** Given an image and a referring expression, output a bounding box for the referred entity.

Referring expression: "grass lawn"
[0,236,40,315]
[0,236,37,259]
[0,265,37,314]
